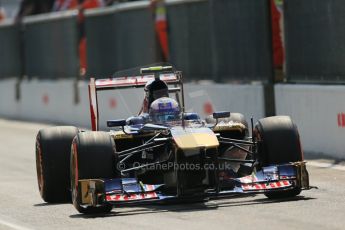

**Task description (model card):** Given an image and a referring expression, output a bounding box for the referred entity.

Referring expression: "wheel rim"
[71,140,79,208]
[35,135,44,197]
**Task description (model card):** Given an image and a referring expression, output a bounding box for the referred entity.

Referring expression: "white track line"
[307,161,345,171]
[0,219,32,230]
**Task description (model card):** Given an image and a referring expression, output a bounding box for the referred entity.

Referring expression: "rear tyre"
[254,116,303,199]
[35,126,79,203]
[71,132,119,214]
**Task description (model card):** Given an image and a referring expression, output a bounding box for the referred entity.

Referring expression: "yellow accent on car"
[173,133,219,150]
[79,179,104,206]
[149,66,163,71]
[213,122,246,132]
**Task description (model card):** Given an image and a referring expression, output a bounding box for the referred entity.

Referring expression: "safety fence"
[284,0,345,83]
[22,11,80,79]
[0,21,22,78]
[2,0,345,83]
[85,2,159,78]
[0,0,273,82]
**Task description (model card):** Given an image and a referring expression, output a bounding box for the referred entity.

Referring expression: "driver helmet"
[149,97,181,124]
[144,79,169,107]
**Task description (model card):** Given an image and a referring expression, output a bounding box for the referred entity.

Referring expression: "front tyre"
[255,116,303,199]
[71,132,119,214]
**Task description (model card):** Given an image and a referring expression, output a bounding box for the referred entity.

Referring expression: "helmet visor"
[152,88,169,100]
[151,111,181,124]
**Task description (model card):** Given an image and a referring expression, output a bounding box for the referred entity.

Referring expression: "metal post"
[264,0,276,117]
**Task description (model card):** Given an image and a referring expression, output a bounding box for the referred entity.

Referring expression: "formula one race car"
[35,64,310,214]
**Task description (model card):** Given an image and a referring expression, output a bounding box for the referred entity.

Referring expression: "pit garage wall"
[2,80,345,159]
[275,84,345,159]
[0,79,265,130]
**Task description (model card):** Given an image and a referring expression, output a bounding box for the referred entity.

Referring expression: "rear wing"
[93,73,180,91]
[88,67,184,131]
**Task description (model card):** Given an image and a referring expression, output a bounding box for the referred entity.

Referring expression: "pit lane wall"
[0,79,265,130]
[2,80,344,159]
[275,84,345,159]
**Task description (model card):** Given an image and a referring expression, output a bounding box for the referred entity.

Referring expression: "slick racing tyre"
[71,132,119,214]
[36,126,79,203]
[254,116,303,199]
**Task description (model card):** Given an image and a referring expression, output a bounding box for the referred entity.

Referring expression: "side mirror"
[126,116,145,125]
[183,112,200,121]
[213,111,230,119]
[107,119,126,127]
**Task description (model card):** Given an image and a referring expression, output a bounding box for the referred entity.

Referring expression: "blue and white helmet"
[149,97,181,124]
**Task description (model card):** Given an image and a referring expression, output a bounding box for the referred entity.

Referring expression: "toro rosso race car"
[35,65,310,214]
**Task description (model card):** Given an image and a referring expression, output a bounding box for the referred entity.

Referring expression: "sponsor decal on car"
[106,192,158,202]
[241,180,292,191]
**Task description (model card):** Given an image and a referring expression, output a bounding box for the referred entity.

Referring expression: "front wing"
[77,162,310,208]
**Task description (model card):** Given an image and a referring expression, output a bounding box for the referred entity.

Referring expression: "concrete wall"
[2,80,345,159]
[275,84,345,159]
[0,78,19,117]
[0,79,265,130]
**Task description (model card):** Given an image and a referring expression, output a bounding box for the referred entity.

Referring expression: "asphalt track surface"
[0,118,344,230]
